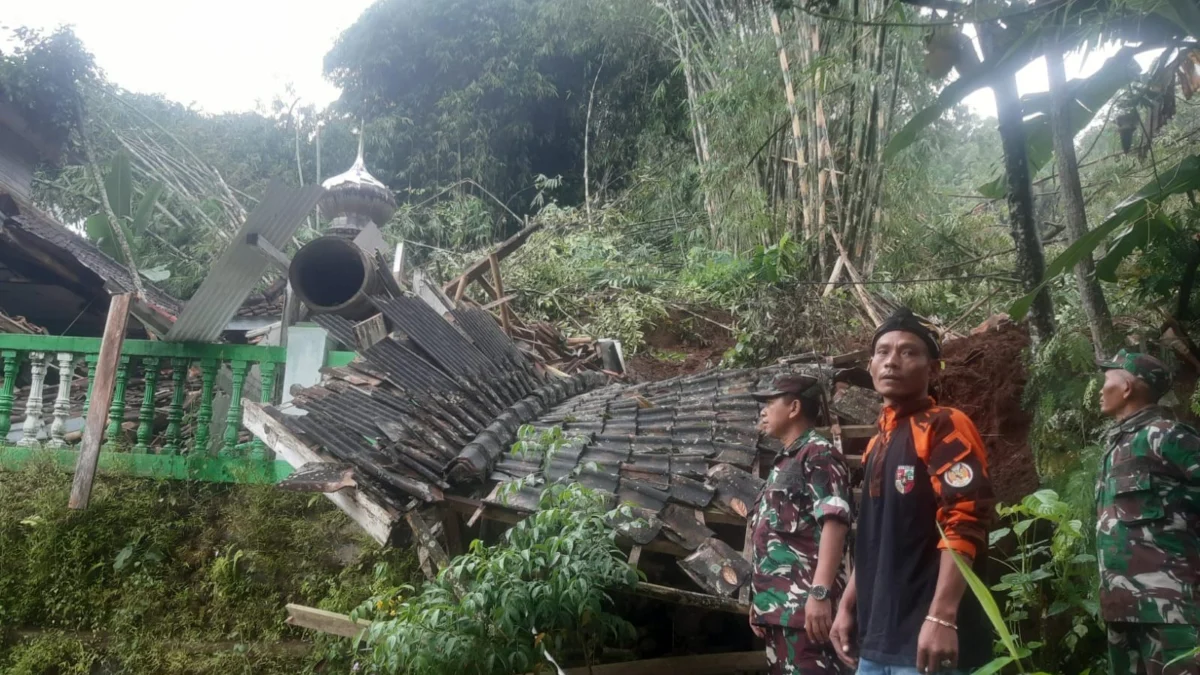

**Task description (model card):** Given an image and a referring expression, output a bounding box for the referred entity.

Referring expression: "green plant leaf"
[976,49,1139,198]
[972,655,1015,675]
[1010,154,1200,319]
[105,150,133,222]
[939,526,1021,662]
[885,27,1046,162]
[131,181,164,234]
[140,265,171,282]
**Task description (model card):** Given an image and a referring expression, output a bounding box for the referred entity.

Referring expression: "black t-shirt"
[855,400,995,669]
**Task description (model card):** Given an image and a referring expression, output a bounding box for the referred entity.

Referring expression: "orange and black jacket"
[855,397,996,669]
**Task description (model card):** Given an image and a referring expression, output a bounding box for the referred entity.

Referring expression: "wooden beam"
[487,254,511,335]
[441,221,544,294]
[829,348,870,366]
[563,651,765,675]
[245,233,291,274]
[353,314,388,351]
[480,294,515,311]
[242,401,400,545]
[817,424,875,439]
[406,510,450,580]
[69,293,131,509]
[453,276,468,307]
[285,603,370,639]
[441,506,466,557]
[630,581,751,615]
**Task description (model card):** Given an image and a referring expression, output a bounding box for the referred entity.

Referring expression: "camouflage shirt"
[1096,405,1200,625]
[750,429,853,628]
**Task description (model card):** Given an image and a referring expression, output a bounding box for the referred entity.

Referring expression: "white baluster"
[17,351,47,448]
[46,352,74,449]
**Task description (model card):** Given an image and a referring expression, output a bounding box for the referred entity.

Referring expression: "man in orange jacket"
[829,308,995,675]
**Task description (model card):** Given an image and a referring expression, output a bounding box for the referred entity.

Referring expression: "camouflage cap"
[1097,349,1172,399]
[751,374,822,402]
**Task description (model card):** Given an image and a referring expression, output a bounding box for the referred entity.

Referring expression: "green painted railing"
[0,332,356,484]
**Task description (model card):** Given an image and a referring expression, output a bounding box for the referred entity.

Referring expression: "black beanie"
[871,307,941,359]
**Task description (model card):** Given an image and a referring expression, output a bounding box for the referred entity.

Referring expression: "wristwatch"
[810,585,829,601]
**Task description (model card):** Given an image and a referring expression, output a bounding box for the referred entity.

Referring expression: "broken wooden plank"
[562,651,765,675]
[816,424,875,439]
[354,314,389,351]
[441,506,466,557]
[480,294,516,311]
[627,545,643,568]
[829,348,870,366]
[488,253,511,336]
[406,510,450,580]
[442,221,544,294]
[69,293,131,510]
[242,401,401,545]
[629,581,750,616]
[285,603,371,639]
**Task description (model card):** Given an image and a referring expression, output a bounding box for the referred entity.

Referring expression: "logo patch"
[944,461,974,488]
[895,465,915,494]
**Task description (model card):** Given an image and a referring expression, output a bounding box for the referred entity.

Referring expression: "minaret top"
[319,130,397,234]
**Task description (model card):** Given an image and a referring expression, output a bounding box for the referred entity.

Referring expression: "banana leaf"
[1010,154,1200,320]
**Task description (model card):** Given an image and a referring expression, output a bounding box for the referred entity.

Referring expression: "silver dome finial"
[318,123,397,232]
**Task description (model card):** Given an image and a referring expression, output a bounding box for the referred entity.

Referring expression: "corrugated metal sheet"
[165,182,324,342]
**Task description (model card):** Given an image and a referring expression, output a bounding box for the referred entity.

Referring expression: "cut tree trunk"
[981,25,1055,343]
[1047,42,1114,356]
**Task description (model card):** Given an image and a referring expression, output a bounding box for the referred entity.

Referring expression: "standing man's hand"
[749,613,765,639]
[804,596,833,643]
[828,606,858,668]
[916,619,958,673]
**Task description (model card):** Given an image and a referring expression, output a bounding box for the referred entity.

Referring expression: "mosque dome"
[318,133,397,233]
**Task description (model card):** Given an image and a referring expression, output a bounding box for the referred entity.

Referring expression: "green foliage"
[1012,154,1200,320]
[355,482,640,675]
[975,48,1141,199]
[1026,330,1108,483]
[324,0,685,211]
[0,464,418,674]
[989,490,1105,673]
[0,26,95,146]
[83,150,166,274]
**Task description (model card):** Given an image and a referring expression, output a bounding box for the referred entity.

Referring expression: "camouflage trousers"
[764,626,848,675]
[1108,622,1200,675]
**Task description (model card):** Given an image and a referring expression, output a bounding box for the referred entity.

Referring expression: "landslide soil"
[938,322,1040,504]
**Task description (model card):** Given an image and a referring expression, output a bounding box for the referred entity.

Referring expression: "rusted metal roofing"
[165,183,323,343]
[1,188,182,318]
[248,278,861,604]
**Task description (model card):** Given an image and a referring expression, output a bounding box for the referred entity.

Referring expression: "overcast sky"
[4,1,1150,119]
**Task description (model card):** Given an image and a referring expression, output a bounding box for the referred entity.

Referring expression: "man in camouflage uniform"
[1097,349,1200,675]
[750,373,854,675]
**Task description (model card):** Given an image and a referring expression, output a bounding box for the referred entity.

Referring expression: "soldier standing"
[749,373,854,675]
[1096,350,1200,675]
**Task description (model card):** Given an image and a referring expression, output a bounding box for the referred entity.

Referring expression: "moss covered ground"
[0,462,418,674]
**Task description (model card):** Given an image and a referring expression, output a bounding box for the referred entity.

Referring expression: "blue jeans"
[857,658,967,675]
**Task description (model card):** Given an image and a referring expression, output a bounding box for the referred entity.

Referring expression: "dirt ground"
[938,322,1040,504]
[625,309,736,382]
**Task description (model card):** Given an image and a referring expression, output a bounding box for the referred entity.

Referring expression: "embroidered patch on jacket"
[944,461,974,488]
[895,465,915,494]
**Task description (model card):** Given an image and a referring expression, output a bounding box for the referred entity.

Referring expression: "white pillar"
[46,352,74,448]
[17,352,46,448]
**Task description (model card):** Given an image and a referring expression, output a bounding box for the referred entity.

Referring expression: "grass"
[0,461,419,674]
